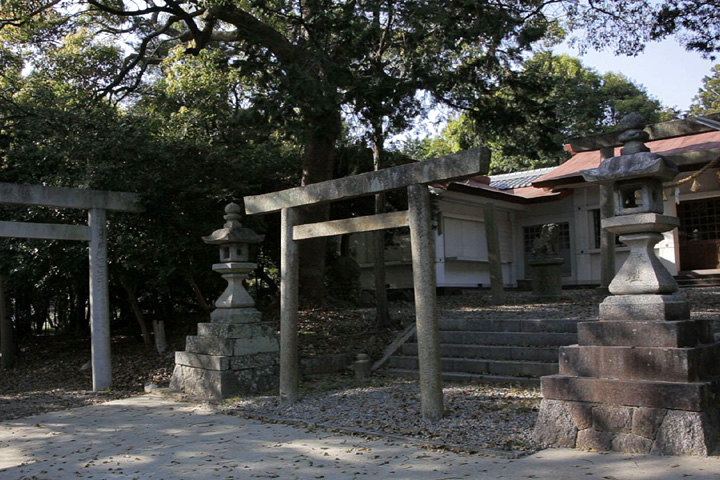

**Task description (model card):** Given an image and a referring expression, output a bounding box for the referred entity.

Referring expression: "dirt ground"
[1,287,718,423]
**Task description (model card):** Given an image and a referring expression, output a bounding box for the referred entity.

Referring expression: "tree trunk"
[297,115,340,306]
[187,274,211,313]
[118,275,152,347]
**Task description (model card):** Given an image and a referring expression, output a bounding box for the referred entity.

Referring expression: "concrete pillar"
[88,208,112,391]
[407,184,444,422]
[0,277,15,369]
[483,203,505,304]
[599,147,616,290]
[280,207,300,404]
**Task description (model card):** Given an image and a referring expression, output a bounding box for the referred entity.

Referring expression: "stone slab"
[197,322,276,339]
[577,320,714,347]
[244,147,491,214]
[651,408,720,456]
[174,351,230,370]
[210,308,263,324]
[558,343,720,382]
[233,364,279,393]
[534,397,720,455]
[0,182,144,212]
[0,221,91,241]
[185,336,235,356]
[234,336,279,356]
[169,364,240,399]
[540,374,720,411]
[602,213,679,235]
[230,351,279,370]
[599,294,690,321]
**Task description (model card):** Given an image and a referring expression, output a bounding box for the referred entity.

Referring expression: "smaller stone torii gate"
[0,183,143,391]
[244,148,491,421]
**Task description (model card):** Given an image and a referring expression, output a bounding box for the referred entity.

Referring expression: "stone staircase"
[386,318,579,386]
[675,271,720,288]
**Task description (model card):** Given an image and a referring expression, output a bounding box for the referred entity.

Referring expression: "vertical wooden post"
[89,208,112,391]
[599,147,616,290]
[280,207,300,404]
[0,277,15,369]
[483,203,505,304]
[407,184,444,422]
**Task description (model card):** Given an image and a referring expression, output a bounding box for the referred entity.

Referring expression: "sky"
[554,38,717,112]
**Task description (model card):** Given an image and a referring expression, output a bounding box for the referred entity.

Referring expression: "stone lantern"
[170,203,279,399]
[534,114,720,456]
[203,203,264,318]
[580,113,688,319]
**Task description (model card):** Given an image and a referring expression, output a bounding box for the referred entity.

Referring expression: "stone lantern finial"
[617,113,650,155]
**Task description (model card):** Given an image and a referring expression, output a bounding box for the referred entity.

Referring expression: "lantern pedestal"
[170,203,279,400]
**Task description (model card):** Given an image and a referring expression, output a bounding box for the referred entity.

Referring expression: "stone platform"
[170,308,279,399]
[535,315,720,456]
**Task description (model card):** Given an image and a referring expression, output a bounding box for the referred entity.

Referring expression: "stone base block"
[198,322,275,339]
[535,399,720,456]
[599,294,690,321]
[170,361,279,400]
[578,320,714,347]
[541,374,720,411]
[529,257,564,300]
[210,308,263,324]
[170,365,241,399]
[558,343,720,382]
[185,334,278,356]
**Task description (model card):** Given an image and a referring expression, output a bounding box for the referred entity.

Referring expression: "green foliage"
[689,64,720,115]
[412,53,675,174]
[563,1,720,59]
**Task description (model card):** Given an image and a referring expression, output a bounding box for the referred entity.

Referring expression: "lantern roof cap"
[202,202,265,245]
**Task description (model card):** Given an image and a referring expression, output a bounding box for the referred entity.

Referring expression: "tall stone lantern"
[170,203,279,399]
[203,203,265,318]
[583,113,688,320]
[534,114,720,456]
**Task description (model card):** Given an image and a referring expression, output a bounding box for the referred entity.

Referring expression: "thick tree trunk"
[297,116,340,305]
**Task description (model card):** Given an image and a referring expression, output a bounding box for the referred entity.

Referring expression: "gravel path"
[221,378,541,456]
[221,287,720,455]
[3,286,719,453]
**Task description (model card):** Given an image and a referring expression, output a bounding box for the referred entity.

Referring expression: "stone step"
[439,330,577,346]
[386,368,540,387]
[437,318,580,333]
[401,343,559,363]
[389,355,558,378]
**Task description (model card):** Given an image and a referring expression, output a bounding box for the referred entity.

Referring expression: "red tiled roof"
[534,130,720,188]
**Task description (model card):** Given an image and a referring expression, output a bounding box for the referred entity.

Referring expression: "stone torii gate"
[0,183,143,391]
[244,148,491,421]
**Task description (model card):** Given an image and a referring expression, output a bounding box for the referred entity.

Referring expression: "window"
[591,209,624,249]
[523,222,571,278]
[444,217,488,261]
[678,198,720,241]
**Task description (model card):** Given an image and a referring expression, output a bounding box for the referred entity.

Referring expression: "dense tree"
[689,64,720,115]
[0,24,302,343]
[415,53,677,173]
[1,0,561,302]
